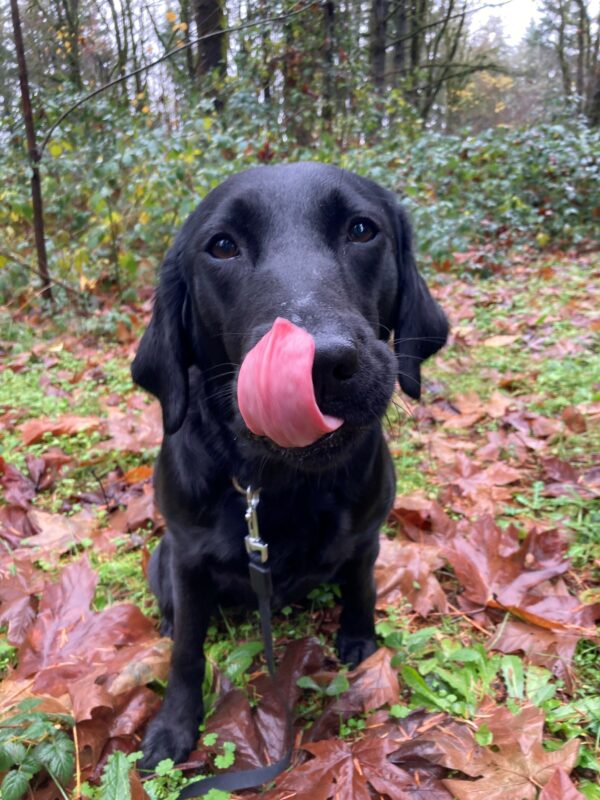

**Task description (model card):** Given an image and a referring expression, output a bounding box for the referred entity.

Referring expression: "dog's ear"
[393,205,449,399]
[131,246,191,434]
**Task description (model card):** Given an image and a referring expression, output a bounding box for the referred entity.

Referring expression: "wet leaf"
[100,403,162,452]
[538,767,585,799]
[443,518,568,607]
[18,416,102,446]
[443,722,579,799]
[375,536,448,616]
[308,648,400,742]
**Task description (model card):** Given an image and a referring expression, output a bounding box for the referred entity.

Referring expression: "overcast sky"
[473,0,600,44]
[471,0,540,44]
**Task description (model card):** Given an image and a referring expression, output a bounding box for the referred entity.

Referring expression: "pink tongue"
[237,318,344,448]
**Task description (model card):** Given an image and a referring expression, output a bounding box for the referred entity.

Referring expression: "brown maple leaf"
[539,767,585,799]
[18,415,102,446]
[443,704,580,799]
[443,517,568,608]
[264,732,435,800]
[443,737,579,800]
[100,402,163,452]
[308,648,400,742]
[375,536,448,616]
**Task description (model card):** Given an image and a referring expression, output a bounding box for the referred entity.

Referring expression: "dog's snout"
[313,338,359,385]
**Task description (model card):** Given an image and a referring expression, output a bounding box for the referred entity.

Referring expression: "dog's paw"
[139,714,198,771]
[336,632,377,669]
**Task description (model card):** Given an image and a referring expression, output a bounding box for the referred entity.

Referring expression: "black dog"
[132,162,448,768]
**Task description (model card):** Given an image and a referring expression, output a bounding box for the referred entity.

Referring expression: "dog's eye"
[348,219,377,243]
[208,236,240,260]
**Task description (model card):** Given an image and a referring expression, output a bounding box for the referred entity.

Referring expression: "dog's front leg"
[140,557,214,770]
[336,544,378,669]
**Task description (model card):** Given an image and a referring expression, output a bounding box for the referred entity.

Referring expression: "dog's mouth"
[242,420,366,465]
[236,318,344,449]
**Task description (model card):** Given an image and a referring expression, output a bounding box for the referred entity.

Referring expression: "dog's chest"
[209,486,358,606]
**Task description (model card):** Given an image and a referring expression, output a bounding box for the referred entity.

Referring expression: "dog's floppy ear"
[393,205,449,399]
[131,246,191,434]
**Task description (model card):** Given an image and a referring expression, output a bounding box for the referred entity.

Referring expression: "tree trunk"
[194,0,226,82]
[370,0,388,92]
[557,1,572,99]
[587,9,600,123]
[10,0,53,303]
[393,0,408,85]
[574,0,588,109]
[322,0,335,130]
[180,0,196,82]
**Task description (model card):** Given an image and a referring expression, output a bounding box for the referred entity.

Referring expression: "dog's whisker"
[204,362,239,374]
[393,336,448,345]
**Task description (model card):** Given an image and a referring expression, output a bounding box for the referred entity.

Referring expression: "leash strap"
[175,484,293,798]
[249,559,275,675]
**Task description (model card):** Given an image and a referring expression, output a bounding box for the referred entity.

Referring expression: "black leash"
[176,483,293,798]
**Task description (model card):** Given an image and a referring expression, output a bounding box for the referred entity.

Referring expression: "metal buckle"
[245,535,269,562]
[233,479,269,563]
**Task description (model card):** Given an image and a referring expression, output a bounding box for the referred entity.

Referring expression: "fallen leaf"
[0,505,37,546]
[122,465,154,484]
[109,483,156,532]
[13,558,160,723]
[267,733,418,800]
[21,509,98,560]
[187,639,325,771]
[482,335,519,347]
[107,638,172,695]
[0,559,45,645]
[389,491,456,544]
[308,648,400,742]
[19,415,102,446]
[444,518,568,607]
[390,709,489,778]
[0,458,36,508]
[561,406,587,434]
[539,767,585,799]
[375,536,448,616]
[490,620,584,690]
[443,736,579,800]
[100,403,163,452]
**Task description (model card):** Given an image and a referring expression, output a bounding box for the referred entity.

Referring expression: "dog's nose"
[313,338,359,386]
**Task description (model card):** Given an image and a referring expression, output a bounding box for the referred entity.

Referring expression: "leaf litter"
[0,254,598,797]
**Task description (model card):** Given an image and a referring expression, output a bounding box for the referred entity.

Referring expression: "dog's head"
[132,163,448,465]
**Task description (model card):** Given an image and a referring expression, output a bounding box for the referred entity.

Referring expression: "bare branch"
[39,1,312,155]
[386,0,512,49]
[0,249,82,300]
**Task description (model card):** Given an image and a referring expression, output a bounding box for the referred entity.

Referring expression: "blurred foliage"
[1,0,599,298]
[1,98,598,298]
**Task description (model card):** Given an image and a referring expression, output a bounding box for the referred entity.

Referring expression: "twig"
[73,724,82,799]
[447,601,492,636]
[39,2,313,155]
[0,248,82,300]
[91,468,111,509]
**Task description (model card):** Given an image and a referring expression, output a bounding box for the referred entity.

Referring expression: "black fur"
[131,162,448,768]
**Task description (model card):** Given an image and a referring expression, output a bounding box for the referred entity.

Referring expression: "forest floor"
[0,251,598,800]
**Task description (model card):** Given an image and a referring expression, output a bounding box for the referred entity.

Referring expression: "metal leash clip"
[242,485,268,563]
